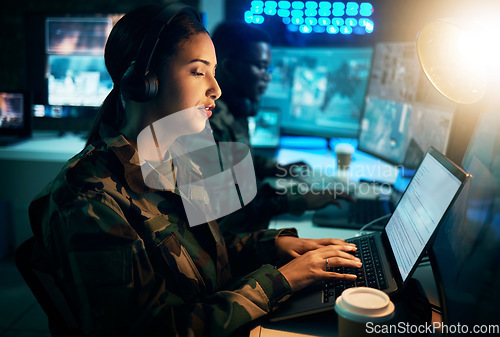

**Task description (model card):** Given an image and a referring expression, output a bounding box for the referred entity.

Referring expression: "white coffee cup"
[335,287,395,337]
[335,143,355,171]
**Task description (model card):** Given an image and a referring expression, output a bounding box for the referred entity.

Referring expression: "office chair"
[15,236,85,337]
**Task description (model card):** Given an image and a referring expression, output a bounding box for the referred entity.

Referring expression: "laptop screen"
[385,149,463,282]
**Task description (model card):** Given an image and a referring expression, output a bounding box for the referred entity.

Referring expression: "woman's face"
[150,32,221,134]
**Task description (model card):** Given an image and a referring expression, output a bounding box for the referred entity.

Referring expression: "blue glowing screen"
[244,1,374,35]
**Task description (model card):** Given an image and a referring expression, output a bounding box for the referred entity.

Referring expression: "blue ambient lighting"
[245,1,374,35]
[318,17,331,26]
[291,9,304,17]
[299,24,313,33]
[264,7,277,15]
[278,1,291,9]
[278,9,291,17]
[346,2,359,16]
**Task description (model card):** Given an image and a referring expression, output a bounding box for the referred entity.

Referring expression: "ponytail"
[86,87,123,146]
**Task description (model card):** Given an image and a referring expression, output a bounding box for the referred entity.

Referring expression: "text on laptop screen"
[385,152,462,281]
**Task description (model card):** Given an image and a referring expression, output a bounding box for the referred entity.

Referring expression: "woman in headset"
[28,4,361,336]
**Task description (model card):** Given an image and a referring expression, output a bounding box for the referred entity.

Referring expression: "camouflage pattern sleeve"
[223,228,298,277]
[29,156,294,336]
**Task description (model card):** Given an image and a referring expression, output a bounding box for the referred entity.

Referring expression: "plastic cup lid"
[335,287,395,323]
[334,143,355,154]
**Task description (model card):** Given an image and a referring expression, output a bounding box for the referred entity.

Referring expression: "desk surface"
[0,132,86,162]
[0,134,403,182]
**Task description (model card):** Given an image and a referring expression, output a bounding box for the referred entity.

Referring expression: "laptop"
[0,90,32,146]
[269,147,470,321]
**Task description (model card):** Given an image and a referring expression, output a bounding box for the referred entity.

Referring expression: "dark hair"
[86,5,207,146]
[211,21,271,61]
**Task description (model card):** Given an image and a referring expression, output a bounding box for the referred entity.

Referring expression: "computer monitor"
[248,106,281,148]
[357,42,456,170]
[25,12,122,134]
[429,100,500,332]
[260,46,373,140]
[45,17,114,107]
[0,90,32,144]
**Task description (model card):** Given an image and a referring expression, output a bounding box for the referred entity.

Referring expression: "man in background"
[210,21,349,233]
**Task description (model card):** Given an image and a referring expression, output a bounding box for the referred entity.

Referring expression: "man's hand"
[301,190,355,210]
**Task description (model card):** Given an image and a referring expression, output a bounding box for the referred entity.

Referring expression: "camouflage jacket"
[209,100,307,233]
[28,123,296,337]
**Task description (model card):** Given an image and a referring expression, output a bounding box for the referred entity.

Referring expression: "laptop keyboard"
[323,235,388,303]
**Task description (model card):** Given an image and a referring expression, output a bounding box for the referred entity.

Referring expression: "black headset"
[120,3,202,102]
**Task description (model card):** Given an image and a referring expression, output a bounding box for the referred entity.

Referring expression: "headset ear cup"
[120,4,200,102]
[143,71,159,101]
[120,62,159,102]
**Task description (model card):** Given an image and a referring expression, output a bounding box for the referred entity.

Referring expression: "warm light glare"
[417,21,490,104]
[469,27,500,73]
[455,26,500,77]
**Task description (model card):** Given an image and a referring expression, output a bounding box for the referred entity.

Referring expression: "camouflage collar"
[99,123,178,195]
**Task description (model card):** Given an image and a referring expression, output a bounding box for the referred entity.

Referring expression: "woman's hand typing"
[276,237,362,293]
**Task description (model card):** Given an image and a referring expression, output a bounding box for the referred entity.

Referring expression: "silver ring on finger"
[326,258,329,269]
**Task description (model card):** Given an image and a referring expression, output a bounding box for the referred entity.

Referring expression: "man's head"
[211,21,272,114]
